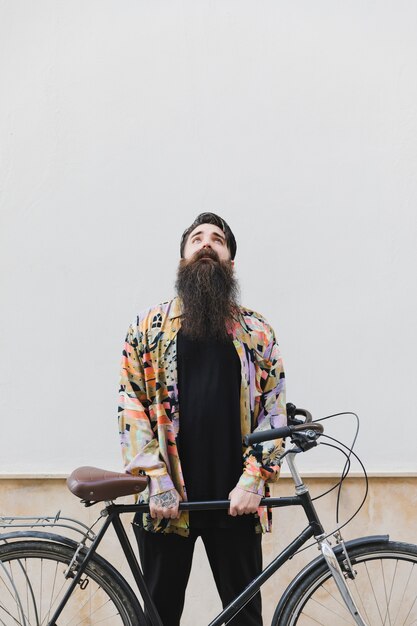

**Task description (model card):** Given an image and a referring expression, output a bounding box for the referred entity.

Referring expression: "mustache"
[186,248,220,264]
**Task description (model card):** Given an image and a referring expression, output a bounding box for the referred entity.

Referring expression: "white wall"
[1,0,416,475]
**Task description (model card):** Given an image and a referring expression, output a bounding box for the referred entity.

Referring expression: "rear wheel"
[0,540,146,625]
[272,541,417,625]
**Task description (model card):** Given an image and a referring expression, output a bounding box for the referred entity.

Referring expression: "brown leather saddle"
[67,466,148,502]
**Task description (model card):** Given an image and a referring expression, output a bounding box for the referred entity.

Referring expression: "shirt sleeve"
[238,330,286,495]
[118,324,175,495]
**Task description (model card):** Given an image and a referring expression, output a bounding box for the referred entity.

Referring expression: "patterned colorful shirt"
[118,297,286,536]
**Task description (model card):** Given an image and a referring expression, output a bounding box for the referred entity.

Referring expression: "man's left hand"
[228,486,262,516]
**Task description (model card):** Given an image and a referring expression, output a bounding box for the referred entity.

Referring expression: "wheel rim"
[0,545,133,625]
[288,550,417,625]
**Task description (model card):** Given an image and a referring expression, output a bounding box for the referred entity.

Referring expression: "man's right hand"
[149,489,182,519]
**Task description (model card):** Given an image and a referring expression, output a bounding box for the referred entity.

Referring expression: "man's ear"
[231,260,235,267]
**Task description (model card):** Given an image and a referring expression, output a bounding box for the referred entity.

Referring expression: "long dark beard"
[175,248,240,341]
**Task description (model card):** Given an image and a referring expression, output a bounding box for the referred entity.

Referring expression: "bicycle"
[1,405,417,625]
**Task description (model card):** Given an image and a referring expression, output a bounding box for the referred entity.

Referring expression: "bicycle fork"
[317,535,367,626]
[286,451,368,626]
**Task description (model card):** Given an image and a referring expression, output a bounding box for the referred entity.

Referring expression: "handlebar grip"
[244,426,292,446]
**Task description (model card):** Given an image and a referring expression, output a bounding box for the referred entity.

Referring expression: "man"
[118,213,286,626]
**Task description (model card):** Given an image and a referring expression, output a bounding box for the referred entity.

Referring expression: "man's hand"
[228,486,262,516]
[149,489,182,519]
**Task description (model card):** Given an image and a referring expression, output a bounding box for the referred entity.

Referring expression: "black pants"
[133,517,263,626]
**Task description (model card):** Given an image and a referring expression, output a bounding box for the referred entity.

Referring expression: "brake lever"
[291,429,320,452]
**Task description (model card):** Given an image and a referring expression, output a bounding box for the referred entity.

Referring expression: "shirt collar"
[168,296,183,319]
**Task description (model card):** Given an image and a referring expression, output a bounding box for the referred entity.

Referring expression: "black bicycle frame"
[48,490,324,626]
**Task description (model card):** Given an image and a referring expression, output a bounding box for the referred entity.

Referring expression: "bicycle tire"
[0,539,146,626]
[272,540,417,625]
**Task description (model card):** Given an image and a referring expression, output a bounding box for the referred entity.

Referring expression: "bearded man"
[118,213,286,626]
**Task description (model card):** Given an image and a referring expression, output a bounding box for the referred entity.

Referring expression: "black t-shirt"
[176,329,255,529]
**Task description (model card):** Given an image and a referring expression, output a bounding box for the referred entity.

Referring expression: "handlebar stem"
[286,448,308,495]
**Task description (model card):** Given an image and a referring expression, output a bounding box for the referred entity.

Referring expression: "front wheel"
[272,540,417,625]
[0,540,145,625]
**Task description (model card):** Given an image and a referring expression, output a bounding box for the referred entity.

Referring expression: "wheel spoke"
[311,583,354,621]
[70,597,121,626]
[401,587,417,626]
[352,576,372,625]
[44,560,59,626]
[0,559,29,626]
[65,585,108,625]
[304,596,354,624]
[39,572,69,625]
[13,557,38,625]
[381,559,392,626]
[364,560,385,625]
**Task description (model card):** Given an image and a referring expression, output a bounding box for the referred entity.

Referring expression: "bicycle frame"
[45,449,367,626]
